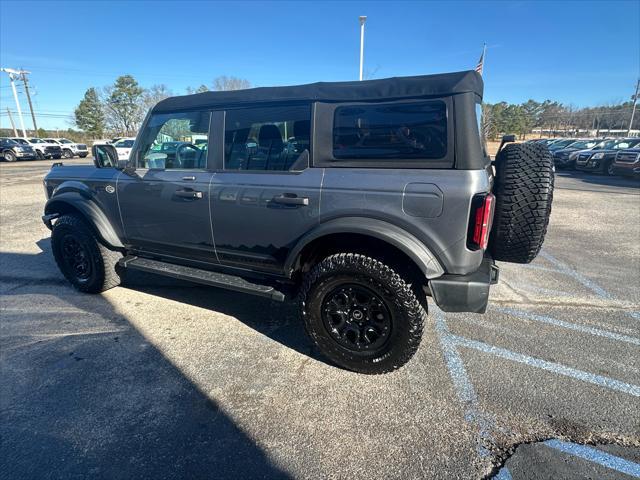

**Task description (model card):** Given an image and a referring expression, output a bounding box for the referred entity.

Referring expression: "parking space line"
[434,310,496,457]
[543,440,640,477]
[450,335,640,397]
[493,466,513,480]
[538,250,611,299]
[494,306,640,346]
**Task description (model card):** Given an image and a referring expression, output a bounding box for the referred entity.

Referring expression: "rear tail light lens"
[467,193,495,251]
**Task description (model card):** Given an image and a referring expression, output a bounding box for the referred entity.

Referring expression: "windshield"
[12,139,29,145]
[3,139,18,145]
[116,140,135,148]
[58,139,73,144]
[29,138,43,143]
[568,140,598,149]
[613,139,640,149]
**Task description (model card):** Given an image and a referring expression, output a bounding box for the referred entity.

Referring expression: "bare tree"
[142,84,173,112]
[212,76,251,91]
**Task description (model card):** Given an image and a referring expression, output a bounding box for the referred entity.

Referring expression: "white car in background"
[42,138,89,159]
[112,137,136,160]
[10,137,63,160]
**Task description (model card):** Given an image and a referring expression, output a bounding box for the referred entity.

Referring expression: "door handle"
[175,189,203,199]
[182,176,196,181]
[272,194,309,206]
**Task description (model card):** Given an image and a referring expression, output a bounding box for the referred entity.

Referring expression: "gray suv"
[42,71,554,374]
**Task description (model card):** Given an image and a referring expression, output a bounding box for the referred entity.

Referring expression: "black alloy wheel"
[60,233,92,282]
[321,283,392,352]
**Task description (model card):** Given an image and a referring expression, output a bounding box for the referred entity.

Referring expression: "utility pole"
[1,68,27,137]
[359,16,367,81]
[6,108,18,136]
[20,71,38,133]
[628,78,640,136]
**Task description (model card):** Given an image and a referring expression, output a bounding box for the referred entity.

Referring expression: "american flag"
[475,44,486,76]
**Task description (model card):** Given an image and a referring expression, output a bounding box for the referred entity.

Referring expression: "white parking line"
[450,335,640,397]
[494,306,640,346]
[544,440,640,477]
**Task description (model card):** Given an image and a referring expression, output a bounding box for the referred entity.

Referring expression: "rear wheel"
[63,149,74,159]
[490,142,554,264]
[299,253,426,374]
[602,160,615,176]
[51,214,122,293]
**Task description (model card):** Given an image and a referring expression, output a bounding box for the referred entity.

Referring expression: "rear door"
[210,104,322,274]
[117,110,217,265]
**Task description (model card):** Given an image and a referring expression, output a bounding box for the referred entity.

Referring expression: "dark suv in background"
[575,138,640,175]
[552,138,602,169]
[0,137,36,162]
[611,148,640,178]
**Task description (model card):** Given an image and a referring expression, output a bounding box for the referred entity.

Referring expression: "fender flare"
[285,217,444,279]
[44,190,124,249]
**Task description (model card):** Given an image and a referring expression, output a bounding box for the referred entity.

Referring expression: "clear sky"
[1,0,638,130]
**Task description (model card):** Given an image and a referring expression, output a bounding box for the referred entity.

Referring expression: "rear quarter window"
[333,101,447,160]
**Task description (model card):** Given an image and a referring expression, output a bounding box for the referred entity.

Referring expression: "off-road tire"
[51,214,122,293]
[3,150,17,162]
[299,253,426,374]
[63,149,74,159]
[490,142,554,263]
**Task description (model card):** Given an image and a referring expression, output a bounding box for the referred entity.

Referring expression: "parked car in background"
[42,138,89,158]
[611,148,640,178]
[0,137,36,161]
[575,138,640,175]
[552,139,602,169]
[547,138,578,151]
[10,138,63,160]
[112,137,136,160]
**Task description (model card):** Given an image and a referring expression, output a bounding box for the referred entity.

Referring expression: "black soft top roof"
[153,70,483,113]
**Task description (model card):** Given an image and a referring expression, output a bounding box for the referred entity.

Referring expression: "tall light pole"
[6,108,18,136]
[628,78,640,136]
[359,16,367,81]
[1,68,27,137]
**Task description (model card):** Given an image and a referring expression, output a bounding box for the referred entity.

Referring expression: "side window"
[138,111,211,169]
[224,105,310,171]
[333,101,447,160]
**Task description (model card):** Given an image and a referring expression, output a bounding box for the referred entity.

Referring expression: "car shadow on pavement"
[0,242,292,479]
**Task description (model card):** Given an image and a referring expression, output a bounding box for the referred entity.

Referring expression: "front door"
[117,110,217,265]
[210,104,321,274]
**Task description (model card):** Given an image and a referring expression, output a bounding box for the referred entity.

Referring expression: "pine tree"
[74,88,105,138]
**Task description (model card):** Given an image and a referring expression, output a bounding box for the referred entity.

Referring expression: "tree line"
[482,99,639,140]
[74,75,251,138]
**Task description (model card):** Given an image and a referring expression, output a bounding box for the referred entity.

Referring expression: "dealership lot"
[1,159,638,479]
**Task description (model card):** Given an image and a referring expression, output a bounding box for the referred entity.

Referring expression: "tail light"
[467,193,495,251]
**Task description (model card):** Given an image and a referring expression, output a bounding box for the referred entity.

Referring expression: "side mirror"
[92,144,121,169]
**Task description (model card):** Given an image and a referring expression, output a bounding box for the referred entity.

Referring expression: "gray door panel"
[210,169,323,273]
[117,169,216,264]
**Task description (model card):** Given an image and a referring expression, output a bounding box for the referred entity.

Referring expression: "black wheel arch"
[45,192,124,250]
[285,217,444,281]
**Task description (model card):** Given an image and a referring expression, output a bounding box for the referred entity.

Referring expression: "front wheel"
[51,214,123,293]
[603,160,615,176]
[63,149,74,159]
[3,150,17,162]
[36,150,45,160]
[299,253,426,374]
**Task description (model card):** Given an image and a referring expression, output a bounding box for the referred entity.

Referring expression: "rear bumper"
[429,257,498,313]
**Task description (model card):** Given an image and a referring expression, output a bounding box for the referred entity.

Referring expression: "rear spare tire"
[490,142,554,263]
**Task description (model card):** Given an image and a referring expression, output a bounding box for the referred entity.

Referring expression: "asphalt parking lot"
[1,158,639,479]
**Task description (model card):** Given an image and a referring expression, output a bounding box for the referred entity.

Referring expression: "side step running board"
[119,256,285,302]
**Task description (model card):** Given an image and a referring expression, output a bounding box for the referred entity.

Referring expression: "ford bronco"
[42,70,554,374]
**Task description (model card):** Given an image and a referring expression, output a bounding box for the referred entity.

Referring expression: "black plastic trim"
[429,257,497,313]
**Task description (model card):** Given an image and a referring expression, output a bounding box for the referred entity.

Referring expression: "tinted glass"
[224,105,311,171]
[138,111,211,169]
[333,101,447,160]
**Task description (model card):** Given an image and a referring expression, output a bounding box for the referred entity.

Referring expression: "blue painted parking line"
[539,250,611,299]
[494,306,640,346]
[434,309,496,457]
[450,335,640,397]
[544,439,640,478]
[493,466,513,480]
